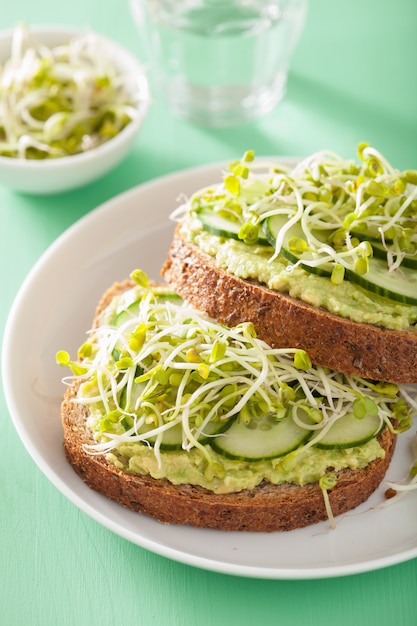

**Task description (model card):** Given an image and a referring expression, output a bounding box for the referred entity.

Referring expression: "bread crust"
[161,227,417,384]
[60,280,397,532]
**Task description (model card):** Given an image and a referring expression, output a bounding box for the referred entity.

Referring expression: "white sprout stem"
[269,181,305,261]
[353,191,376,218]
[384,477,417,493]
[379,185,417,235]
[362,145,396,175]
[400,386,417,411]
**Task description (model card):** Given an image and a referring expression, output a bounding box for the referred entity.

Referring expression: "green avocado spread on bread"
[184,226,417,332]
[103,433,384,495]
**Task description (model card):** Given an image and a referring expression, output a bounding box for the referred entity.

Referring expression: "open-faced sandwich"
[57,272,413,532]
[162,144,417,383]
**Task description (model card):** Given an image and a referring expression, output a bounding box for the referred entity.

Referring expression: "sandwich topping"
[173,145,417,331]
[57,272,413,495]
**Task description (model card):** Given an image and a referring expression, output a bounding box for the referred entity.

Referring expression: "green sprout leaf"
[238,221,259,244]
[293,350,312,371]
[224,174,240,196]
[353,396,378,419]
[331,263,345,285]
[130,269,149,287]
[243,150,255,163]
[55,350,88,375]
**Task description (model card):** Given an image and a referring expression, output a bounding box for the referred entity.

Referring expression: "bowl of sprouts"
[0,24,150,194]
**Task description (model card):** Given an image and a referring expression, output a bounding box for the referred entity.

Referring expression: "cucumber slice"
[350,227,393,244]
[264,214,417,305]
[113,292,182,327]
[196,207,270,246]
[315,412,384,449]
[263,214,333,276]
[345,258,417,305]
[211,413,312,461]
[137,418,232,451]
[370,242,417,270]
[119,380,146,411]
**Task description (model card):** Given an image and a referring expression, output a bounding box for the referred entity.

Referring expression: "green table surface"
[1,1,417,624]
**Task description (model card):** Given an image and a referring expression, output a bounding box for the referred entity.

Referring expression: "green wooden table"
[1,1,417,624]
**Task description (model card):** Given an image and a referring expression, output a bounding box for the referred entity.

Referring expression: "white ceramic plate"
[3,161,417,579]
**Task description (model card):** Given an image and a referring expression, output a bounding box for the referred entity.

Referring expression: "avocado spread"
[183,223,417,332]
[102,427,384,495]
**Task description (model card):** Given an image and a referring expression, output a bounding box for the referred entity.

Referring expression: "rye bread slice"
[60,280,397,532]
[161,226,417,384]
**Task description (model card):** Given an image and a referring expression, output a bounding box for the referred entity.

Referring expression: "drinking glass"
[131,0,308,127]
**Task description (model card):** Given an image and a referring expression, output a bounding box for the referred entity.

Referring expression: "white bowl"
[0,25,150,194]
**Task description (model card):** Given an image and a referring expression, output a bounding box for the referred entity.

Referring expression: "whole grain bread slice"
[161,226,417,384]
[61,382,396,532]
[60,280,397,532]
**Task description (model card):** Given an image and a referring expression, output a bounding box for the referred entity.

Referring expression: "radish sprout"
[174,144,417,278]
[57,272,412,471]
[0,24,146,159]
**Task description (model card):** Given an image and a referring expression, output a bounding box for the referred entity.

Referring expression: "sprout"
[243,150,255,163]
[0,24,144,159]
[354,256,369,275]
[331,263,345,285]
[289,237,308,254]
[382,427,417,504]
[78,342,93,358]
[128,324,147,352]
[224,174,240,196]
[353,396,378,419]
[209,340,227,363]
[238,221,259,244]
[186,348,202,363]
[402,170,417,185]
[293,350,311,371]
[56,350,88,376]
[357,142,370,161]
[233,163,249,179]
[130,269,149,287]
[116,355,133,370]
[319,473,338,529]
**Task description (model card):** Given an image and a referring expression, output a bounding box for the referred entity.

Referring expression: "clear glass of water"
[131,0,308,127]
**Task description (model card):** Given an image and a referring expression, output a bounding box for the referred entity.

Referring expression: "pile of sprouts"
[57,270,411,468]
[174,144,417,280]
[0,24,145,159]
